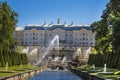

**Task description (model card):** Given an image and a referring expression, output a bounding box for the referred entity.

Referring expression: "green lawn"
[0,64,37,77]
[77,65,120,80]
[99,74,119,79]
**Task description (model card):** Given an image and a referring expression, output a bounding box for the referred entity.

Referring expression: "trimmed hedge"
[88,52,120,69]
[0,50,28,67]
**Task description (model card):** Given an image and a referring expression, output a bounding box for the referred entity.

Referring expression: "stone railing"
[70,68,105,80]
[0,69,42,80]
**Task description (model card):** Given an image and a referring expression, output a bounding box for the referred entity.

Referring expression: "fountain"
[35,35,60,66]
[48,56,52,61]
[21,35,68,70]
[88,64,102,73]
[93,64,95,70]
[21,46,29,54]
[28,48,38,65]
[5,62,8,71]
[87,46,91,54]
[29,48,38,55]
[98,64,113,74]
[62,56,68,69]
[73,48,81,59]
[103,64,107,72]
[54,56,60,62]
[72,48,82,67]
[62,56,67,64]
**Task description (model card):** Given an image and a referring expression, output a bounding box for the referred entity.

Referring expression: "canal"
[29,70,83,80]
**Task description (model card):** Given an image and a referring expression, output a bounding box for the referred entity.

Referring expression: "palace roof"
[24,24,92,31]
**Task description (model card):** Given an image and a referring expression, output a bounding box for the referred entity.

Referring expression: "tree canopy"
[88,0,120,69]
[0,1,18,50]
[0,2,28,67]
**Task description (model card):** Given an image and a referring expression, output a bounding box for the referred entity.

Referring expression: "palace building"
[15,19,95,47]
[14,19,95,63]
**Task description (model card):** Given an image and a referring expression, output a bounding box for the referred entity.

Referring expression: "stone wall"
[0,69,42,80]
[70,68,105,80]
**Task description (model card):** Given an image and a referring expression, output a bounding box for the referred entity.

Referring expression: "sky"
[1,0,109,27]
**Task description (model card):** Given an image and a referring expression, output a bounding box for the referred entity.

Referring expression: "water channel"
[29,70,83,80]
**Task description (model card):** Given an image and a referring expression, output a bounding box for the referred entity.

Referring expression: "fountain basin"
[98,72,114,75]
[88,70,102,73]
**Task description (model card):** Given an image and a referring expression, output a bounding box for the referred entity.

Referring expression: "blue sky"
[1,0,109,27]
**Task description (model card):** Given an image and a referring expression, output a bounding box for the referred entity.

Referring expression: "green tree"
[0,2,28,66]
[0,2,18,50]
[88,0,120,69]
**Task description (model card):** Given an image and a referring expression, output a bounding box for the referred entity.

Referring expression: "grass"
[76,65,120,80]
[0,73,13,77]
[0,64,37,77]
[114,70,120,75]
[99,74,119,79]
[90,72,98,75]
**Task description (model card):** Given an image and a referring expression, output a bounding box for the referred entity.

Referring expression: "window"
[91,43,93,45]
[83,37,85,40]
[33,33,35,35]
[33,37,35,40]
[21,42,23,44]
[83,33,85,35]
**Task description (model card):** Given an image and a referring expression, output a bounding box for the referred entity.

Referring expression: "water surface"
[29,70,83,80]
